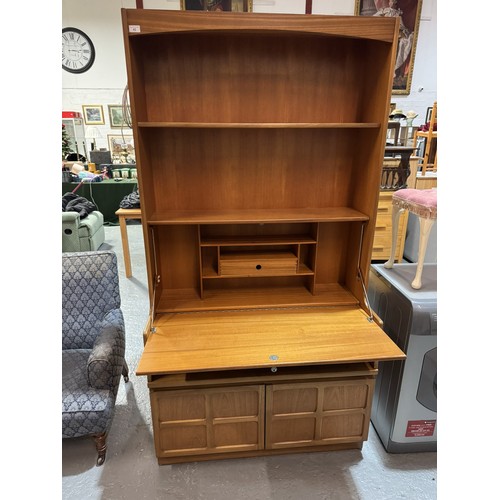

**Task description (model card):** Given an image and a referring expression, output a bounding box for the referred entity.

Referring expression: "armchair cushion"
[87,311,126,391]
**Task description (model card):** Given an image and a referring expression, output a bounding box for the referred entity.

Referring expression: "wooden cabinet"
[151,386,265,459]
[266,379,374,449]
[148,362,378,464]
[121,8,405,464]
[372,191,408,262]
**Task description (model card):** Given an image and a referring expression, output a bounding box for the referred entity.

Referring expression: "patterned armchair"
[62,250,129,466]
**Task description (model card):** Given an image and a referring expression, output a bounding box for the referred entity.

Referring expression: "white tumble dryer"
[368,263,437,453]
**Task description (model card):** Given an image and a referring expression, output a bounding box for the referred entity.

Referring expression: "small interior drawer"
[220,251,298,276]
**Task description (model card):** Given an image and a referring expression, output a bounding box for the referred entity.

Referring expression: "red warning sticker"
[405,420,436,438]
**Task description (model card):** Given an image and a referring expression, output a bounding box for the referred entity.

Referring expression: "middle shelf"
[138,122,381,129]
[148,207,370,225]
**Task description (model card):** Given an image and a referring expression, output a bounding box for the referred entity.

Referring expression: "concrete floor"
[62,222,437,500]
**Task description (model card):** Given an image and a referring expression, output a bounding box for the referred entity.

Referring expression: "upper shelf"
[148,207,370,225]
[138,122,381,129]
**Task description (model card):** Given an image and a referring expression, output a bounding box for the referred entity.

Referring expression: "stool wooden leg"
[411,217,435,289]
[384,207,405,269]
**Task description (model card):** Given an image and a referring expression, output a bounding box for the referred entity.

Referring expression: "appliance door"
[391,336,437,444]
[417,347,437,412]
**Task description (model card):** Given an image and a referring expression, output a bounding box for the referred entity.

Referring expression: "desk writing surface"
[136,306,406,376]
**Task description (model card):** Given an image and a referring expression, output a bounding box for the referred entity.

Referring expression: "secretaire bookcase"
[121,8,405,464]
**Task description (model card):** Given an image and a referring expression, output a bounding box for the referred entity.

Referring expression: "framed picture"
[108,105,131,128]
[181,0,252,12]
[82,105,105,125]
[355,0,423,95]
[108,134,135,163]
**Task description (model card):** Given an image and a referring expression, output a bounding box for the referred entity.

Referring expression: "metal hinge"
[356,222,374,322]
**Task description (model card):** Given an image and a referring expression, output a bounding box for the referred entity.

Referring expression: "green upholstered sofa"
[62,211,105,252]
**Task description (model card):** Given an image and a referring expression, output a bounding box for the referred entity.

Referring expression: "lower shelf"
[157,284,358,313]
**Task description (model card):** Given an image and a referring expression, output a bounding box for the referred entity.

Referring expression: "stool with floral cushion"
[384,188,437,289]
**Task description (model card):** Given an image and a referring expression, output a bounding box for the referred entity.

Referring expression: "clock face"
[62,27,95,74]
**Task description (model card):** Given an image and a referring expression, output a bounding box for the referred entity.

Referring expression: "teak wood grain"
[148,208,369,225]
[136,307,405,376]
[125,10,397,43]
[121,9,402,464]
[156,284,359,313]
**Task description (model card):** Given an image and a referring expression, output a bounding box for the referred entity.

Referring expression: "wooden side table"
[115,208,142,278]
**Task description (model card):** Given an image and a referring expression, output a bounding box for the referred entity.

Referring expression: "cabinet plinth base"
[157,441,363,465]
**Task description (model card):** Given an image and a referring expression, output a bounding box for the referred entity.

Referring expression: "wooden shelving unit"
[413,101,438,174]
[121,9,405,465]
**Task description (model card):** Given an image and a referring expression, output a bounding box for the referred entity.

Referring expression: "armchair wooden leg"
[122,360,129,383]
[93,433,107,466]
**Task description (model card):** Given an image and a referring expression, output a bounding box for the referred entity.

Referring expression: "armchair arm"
[87,309,125,392]
[62,211,82,252]
[62,211,80,224]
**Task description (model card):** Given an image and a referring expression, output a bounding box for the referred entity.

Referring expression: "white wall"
[62,0,437,151]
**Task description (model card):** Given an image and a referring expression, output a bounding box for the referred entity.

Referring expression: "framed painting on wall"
[355,0,423,95]
[108,134,135,163]
[181,0,252,12]
[108,105,131,128]
[82,105,105,125]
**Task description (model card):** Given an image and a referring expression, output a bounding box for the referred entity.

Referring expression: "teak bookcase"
[121,9,406,465]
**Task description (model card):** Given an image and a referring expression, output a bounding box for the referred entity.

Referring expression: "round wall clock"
[62,27,95,74]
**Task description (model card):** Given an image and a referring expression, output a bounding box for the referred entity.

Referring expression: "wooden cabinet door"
[265,379,374,449]
[151,386,265,458]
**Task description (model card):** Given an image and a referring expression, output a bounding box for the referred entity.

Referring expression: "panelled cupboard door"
[151,386,265,458]
[265,380,374,449]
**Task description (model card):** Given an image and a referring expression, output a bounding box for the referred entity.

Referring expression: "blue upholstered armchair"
[62,250,129,466]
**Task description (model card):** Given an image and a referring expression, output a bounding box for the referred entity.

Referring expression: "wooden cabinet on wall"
[121,8,406,465]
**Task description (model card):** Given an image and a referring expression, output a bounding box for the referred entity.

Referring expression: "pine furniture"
[413,101,437,174]
[121,8,406,465]
[115,208,142,278]
[372,146,417,262]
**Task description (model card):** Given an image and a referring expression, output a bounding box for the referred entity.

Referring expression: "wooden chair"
[413,102,437,175]
[386,121,401,147]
